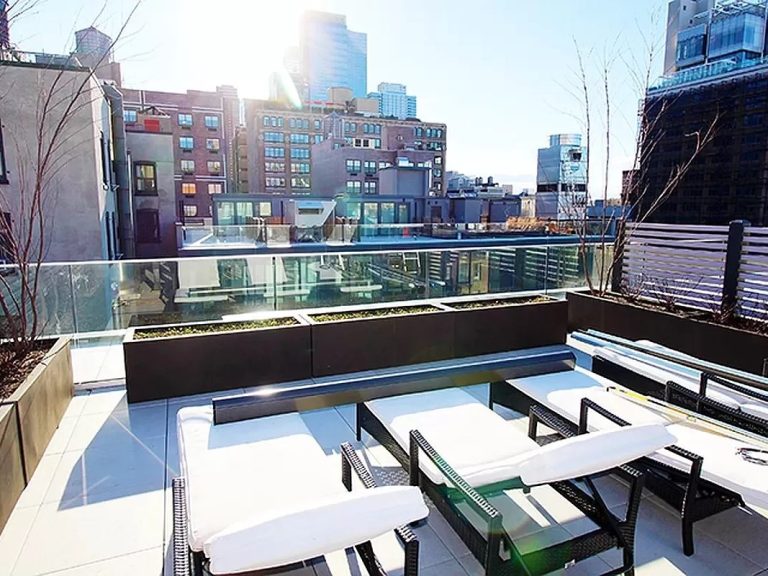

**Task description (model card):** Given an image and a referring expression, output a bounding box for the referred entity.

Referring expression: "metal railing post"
[610,219,626,293]
[722,220,748,317]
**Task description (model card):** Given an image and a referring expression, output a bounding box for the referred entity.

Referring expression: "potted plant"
[441,295,568,357]
[123,315,311,402]
[308,304,453,377]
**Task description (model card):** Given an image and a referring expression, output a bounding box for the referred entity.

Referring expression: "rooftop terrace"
[1,341,767,576]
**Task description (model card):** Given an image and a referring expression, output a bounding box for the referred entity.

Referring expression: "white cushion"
[506,368,768,510]
[741,403,768,421]
[177,407,344,551]
[366,388,539,486]
[205,485,428,574]
[596,348,743,410]
[512,424,675,486]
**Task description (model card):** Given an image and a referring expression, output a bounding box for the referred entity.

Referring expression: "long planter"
[0,404,24,534]
[567,291,768,376]
[0,337,73,534]
[123,317,312,403]
[310,299,568,377]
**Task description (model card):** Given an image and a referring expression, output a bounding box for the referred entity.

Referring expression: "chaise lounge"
[357,387,675,575]
[174,406,429,575]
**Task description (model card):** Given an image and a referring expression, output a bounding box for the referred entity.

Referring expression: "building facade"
[367,82,417,119]
[121,86,240,221]
[244,99,447,199]
[639,0,768,226]
[0,60,120,261]
[300,12,367,102]
[536,134,588,220]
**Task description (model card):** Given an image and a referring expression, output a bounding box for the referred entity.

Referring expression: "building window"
[364,181,377,195]
[266,177,286,188]
[290,148,310,159]
[124,109,137,124]
[181,160,195,174]
[314,134,324,144]
[374,139,381,149]
[346,159,362,173]
[208,183,223,194]
[259,202,272,216]
[378,161,391,170]
[136,209,160,243]
[207,161,222,175]
[265,147,285,158]
[182,183,196,196]
[183,204,198,218]
[364,161,376,174]
[414,127,423,138]
[180,136,194,150]
[0,121,6,183]
[178,113,193,127]
[134,162,157,195]
[265,161,286,172]
[291,176,311,189]
[433,168,442,177]
[314,119,322,131]
[435,156,442,165]
[346,180,361,195]
[290,133,310,144]
[206,138,221,152]
[264,132,284,143]
[345,121,357,133]
[204,115,220,129]
[291,162,310,174]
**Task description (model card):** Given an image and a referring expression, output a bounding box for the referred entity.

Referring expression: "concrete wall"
[0,62,113,261]
[126,131,176,258]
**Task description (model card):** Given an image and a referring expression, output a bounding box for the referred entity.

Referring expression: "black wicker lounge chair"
[357,387,674,576]
[173,406,427,576]
[492,366,768,556]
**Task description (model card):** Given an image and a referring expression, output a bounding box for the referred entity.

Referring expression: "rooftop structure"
[368,82,418,120]
[536,134,588,220]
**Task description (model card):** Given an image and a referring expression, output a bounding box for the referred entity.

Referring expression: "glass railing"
[0,242,611,338]
[650,56,768,91]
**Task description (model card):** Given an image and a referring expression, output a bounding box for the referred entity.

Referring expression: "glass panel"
[380,203,395,224]
[362,203,378,225]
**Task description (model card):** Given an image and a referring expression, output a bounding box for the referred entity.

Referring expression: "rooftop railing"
[1,241,610,339]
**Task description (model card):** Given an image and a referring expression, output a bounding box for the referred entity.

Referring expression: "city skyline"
[9,0,669,196]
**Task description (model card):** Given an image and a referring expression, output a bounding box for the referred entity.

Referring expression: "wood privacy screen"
[617,222,768,320]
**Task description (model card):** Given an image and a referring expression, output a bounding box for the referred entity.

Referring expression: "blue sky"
[10,0,671,195]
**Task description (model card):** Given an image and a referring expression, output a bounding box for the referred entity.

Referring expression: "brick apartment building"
[121,86,239,221]
[244,99,447,199]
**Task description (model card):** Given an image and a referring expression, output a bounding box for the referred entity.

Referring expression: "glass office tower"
[300,12,368,102]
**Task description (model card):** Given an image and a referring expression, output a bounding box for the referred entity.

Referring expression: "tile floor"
[1,382,768,576]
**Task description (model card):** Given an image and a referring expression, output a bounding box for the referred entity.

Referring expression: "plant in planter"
[441,296,568,357]
[309,304,451,376]
[124,316,312,403]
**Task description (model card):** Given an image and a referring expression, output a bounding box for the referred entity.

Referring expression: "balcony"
[0,235,767,576]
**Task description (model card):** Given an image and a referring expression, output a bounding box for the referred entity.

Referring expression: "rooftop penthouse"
[0,223,767,576]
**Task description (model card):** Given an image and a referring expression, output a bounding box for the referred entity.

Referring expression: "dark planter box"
[568,291,768,376]
[0,404,24,534]
[2,337,73,483]
[445,298,568,358]
[123,317,312,403]
[310,309,455,377]
[0,337,73,535]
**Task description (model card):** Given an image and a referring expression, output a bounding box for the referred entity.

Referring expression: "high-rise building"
[368,83,417,119]
[638,0,768,226]
[244,99,446,198]
[0,0,10,50]
[536,134,588,220]
[300,12,367,102]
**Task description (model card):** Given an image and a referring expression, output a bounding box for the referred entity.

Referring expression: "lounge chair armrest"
[578,397,631,434]
[339,444,420,576]
[341,442,376,490]
[529,404,576,440]
[409,429,501,522]
[700,372,768,402]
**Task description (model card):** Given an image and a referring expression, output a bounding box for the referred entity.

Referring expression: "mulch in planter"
[133,317,299,340]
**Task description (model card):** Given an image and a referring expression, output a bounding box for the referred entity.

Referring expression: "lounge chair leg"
[682,519,695,556]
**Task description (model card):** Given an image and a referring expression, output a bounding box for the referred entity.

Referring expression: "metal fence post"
[610,219,626,294]
[722,220,747,316]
